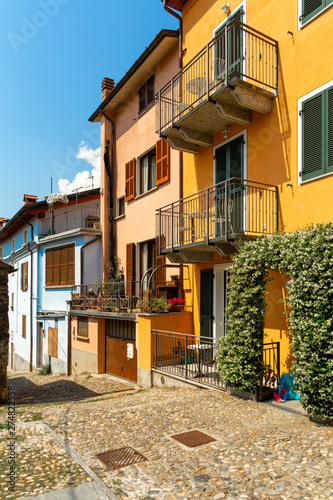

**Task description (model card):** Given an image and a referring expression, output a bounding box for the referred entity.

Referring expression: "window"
[139,75,155,114]
[21,261,28,291]
[300,0,332,25]
[45,244,75,286]
[139,149,156,194]
[77,317,88,339]
[12,239,15,253]
[116,196,125,217]
[23,229,28,244]
[48,327,58,358]
[22,314,26,339]
[140,240,156,281]
[299,83,333,182]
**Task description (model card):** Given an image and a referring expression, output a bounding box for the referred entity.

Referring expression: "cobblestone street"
[1,372,332,500]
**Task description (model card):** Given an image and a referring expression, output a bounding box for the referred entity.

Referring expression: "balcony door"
[214,134,245,235]
[215,8,244,82]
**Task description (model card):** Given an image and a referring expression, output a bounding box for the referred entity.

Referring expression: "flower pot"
[171,304,184,312]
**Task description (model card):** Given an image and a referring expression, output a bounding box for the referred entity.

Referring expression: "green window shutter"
[301,0,325,24]
[301,92,325,181]
[327,87,333,172]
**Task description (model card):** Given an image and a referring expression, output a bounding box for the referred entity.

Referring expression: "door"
[200,269,213,340]
[215,8,244,83]
[106,319,137,382]
[36,322,43,368]
[214,134,245,236]
[213,266,230,340]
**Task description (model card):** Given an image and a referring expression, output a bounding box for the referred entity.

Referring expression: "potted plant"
[138,291,171,313]
[167,297,185,312]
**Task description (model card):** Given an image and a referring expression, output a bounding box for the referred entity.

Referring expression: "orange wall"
[71,316,105,374]
[137,312,193,371]
[100,46,181,280]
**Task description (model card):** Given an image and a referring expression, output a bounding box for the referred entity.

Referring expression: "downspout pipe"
[163,0,184,295]
[19,218,34,372]
[100,109,116,277]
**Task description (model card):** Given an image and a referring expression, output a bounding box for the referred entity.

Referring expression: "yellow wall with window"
[172,0,333,371]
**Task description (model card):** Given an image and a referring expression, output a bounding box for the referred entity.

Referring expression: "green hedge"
[216,224,333,418]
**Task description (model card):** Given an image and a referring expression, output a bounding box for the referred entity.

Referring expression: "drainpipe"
[80,235,102,286]
[19,218,34,372]
[163,0,184,295]
[100,109,115,277]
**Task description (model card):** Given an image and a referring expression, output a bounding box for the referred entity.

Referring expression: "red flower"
[167,297,185,306]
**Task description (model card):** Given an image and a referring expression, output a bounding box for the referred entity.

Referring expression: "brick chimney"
[101,77,115,100]
[23,194,38,205]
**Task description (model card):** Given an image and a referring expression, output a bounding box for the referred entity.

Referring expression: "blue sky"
[0,0,178,218]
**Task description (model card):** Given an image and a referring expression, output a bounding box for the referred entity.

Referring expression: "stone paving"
[0,371,332,500]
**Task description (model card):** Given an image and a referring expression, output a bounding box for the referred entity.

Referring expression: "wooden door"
[106,337,137,382]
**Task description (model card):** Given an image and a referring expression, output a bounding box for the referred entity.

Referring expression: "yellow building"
[153,0,333,389]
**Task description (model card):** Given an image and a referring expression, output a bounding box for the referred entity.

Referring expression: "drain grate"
[171,430,216,447]
[96,447,148,470]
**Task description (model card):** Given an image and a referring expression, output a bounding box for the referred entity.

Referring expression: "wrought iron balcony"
[156,20,278,153]
[156,178,278,261]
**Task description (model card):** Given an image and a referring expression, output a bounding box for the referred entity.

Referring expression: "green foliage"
[38,362,52,376]
[216,224,333,418]
[104,257,124,282]
[138,291,171,313]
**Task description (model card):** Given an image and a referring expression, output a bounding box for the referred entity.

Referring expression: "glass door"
[214,135,244,237]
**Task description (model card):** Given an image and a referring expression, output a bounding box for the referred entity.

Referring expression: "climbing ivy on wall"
[216,224,333,418]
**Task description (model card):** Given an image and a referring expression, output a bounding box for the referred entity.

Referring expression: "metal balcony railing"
[157,178,278,252]
[70,279,179,314]
[152,330,280,399]
[40,205,100,235]
[156,19,278,135]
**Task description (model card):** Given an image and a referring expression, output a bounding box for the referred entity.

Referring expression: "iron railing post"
[275,42,278,94]
[206,188,210,245]
[171,203,174,252]
[206,44,210,101]
[185,335,188,379]
[275,186,278,232]
[158,89,161,135]
[171,78,174,128]
[153,330,156,368]
[158,209,162,254]
[225,26,228,83]
[224,180,228,241]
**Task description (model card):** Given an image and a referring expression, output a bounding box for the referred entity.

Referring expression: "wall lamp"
[222,3,230,14]
[222,126,231,139]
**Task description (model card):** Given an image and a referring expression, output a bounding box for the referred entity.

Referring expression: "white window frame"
[297,79,333,185]
[116,196,125,219]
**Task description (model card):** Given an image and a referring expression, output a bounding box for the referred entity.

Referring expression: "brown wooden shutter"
[45,249,53,286]
[156,138,170,186]
[21,262,28,291]
[22,314,26,339]
[21,263,24,290]
[126,243,136,295]
[24,261,28,291]
[67,245,75,285]
[48,327,58,358]
[125,158,136,201]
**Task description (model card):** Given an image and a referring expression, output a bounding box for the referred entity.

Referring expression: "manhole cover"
[96,447,148,470]
[171,430,216,447]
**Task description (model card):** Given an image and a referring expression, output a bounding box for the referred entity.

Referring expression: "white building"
[0,190,101,374]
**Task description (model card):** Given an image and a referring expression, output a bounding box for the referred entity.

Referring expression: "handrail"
[156,177,277,212]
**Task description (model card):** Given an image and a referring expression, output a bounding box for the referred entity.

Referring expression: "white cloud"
[58,141,101,194]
